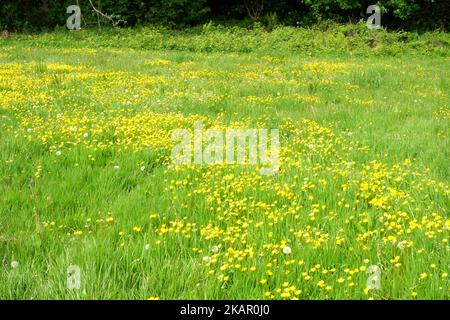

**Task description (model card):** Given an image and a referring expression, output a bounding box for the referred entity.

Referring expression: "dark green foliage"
[0,0,448,31]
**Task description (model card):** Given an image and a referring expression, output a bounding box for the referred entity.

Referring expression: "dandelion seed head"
[282,246,292,254]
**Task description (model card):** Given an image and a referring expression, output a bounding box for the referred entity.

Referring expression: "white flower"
[144,244,150,251]
[140,166,146,172]
[27,128,32,133]
[114,165,120,170]
[348,146,353,151]
[347,132,353,137]
[211,245,219,253]
[83,132,89,138]
[202,256,211,263]
[308,144,314,150]
[397,241,406,250]
[282,246,292,254]
[11,260,19,269]
[55,150,62,156]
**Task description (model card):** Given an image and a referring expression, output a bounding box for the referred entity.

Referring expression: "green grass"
[0,26,448,300]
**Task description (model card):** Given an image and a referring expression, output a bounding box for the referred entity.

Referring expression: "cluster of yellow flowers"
[433,107,450,121]
[161,115,448,298]
[302,61,355,75]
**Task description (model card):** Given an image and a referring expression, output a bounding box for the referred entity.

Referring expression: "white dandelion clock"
[282,246,292,255]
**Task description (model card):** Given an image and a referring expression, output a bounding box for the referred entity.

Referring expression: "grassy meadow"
[0,25,449,299]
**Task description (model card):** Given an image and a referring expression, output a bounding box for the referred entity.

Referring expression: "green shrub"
[0,0,448,31]
[6,23,448,57]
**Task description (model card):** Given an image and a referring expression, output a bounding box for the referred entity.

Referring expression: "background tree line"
[0,0,448,31]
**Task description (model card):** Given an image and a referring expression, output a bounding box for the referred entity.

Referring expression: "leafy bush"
[0,0,448,31]
[6,23,448,57]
